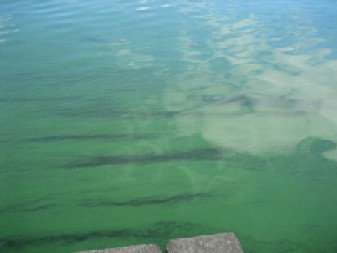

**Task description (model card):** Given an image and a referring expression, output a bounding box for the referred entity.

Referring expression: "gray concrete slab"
[166,233,244,253]
[77,244,162,253]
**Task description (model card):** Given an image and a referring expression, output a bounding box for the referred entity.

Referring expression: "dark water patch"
[55,109,182,119]
[213,95,254,107]
[0,203,56,213]
[296,137,336,155]
[0,199,56,213]
[0,96,80,103]
[27,134,156,143]
[225,95,255,108]
[66,148,229,168]
[55,107,258,119]
[201,95,226,103]
[0,221,204,250]
[0,230,129,250]
[25,204,57,212]
[79,192,211,207]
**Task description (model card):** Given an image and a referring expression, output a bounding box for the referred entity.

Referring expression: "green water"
[1,0,337,252]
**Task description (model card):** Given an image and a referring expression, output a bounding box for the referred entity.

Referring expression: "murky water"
[1,0,337,252]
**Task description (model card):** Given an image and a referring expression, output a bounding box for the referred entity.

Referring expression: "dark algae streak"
[66,148,230,168]
[0,222,205,251]
[79,192,211,207]
[27,134,156,143]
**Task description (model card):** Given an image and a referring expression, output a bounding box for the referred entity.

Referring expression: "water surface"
[1,0,337,252]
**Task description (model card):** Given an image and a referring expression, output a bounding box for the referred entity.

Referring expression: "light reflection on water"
[1,0,337,252]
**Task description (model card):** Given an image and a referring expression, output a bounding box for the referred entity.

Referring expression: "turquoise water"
[1,0,337,252]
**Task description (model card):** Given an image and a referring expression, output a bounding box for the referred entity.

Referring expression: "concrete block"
[166,233,244,253]
[77,244,162,253]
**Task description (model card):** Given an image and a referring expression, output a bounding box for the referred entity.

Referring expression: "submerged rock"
[76,233,244,253]
[167,233,244,253]
[77,244,162,253]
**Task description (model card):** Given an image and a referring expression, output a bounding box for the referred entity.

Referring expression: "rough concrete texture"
[166,233,244,253]
[77,244,162,253]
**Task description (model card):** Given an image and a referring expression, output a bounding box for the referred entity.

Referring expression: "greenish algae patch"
[1,1,337,253]
[1,137,337,253]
